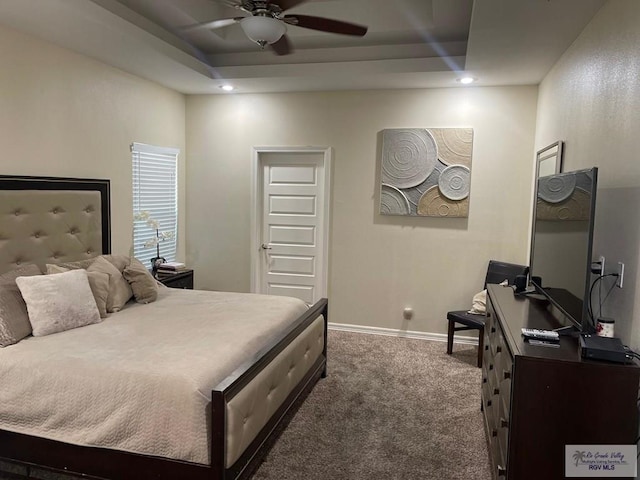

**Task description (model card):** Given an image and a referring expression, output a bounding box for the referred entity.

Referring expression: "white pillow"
[46,264,110,318]
[16,269,101,337]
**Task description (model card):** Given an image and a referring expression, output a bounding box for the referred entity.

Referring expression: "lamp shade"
[240,16,286,45]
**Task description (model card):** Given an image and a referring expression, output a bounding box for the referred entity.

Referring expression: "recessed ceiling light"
[457,76,476,85]
[220,85,234,92]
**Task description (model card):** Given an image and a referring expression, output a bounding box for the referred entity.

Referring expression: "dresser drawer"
[482,380,496,431]
[497,403,510,466]
[484,293,512,479]
[499,358,513,406]
[483,357,501,397]
[491,326,508,358]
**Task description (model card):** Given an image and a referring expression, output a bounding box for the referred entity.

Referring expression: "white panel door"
[257,151,328,304]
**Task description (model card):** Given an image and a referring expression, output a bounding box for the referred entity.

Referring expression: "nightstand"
[155,269,194,289]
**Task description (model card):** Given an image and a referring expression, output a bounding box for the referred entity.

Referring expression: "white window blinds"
[131,142,179,266]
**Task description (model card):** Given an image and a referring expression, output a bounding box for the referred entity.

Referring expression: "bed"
[0,175,328,480]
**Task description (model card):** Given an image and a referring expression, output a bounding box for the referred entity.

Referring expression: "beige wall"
[186,87,538,333]
[0,25,186,259]
[535,0,640,347]
[7,1,636,342]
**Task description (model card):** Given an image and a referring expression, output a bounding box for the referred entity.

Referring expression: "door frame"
[250,146,332,299]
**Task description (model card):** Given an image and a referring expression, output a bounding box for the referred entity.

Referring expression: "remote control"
[521,328,560,342]
[528,339,561,348]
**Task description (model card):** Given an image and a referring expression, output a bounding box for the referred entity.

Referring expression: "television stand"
[512,287,547,301]
[513,287,536,296]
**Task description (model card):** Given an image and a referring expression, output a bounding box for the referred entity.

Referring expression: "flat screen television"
[529,167,598,333]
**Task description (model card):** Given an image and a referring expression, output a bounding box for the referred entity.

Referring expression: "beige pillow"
[468,289,487,315]
[0,264,42,347]
[47,264,110,318]
[87,256,133,312]
[16,269,101,337]
[123,257,158,304]
[102,254,130,273]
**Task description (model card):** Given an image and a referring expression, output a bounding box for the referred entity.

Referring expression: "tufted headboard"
[0,175,110,275]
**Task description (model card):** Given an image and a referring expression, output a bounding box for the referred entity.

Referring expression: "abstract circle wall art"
[380,128,473,217]
[380,184,411,215]
[381,129,438,189]
[438,165,471,201]
[418,185,470,217]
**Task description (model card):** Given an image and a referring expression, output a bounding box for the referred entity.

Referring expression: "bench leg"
[446,319,455,354]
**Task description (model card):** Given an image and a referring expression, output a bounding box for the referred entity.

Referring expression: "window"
[131,142,179,266]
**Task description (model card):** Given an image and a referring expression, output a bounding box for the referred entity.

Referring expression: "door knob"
[261,243,272,250]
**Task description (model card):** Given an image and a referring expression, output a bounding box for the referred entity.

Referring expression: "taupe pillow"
[15,269,101,337]
[0,264,42,347]
[47,264,110,318]
[55,258,96,270]
[87,256,133,312]
[57,255,130,273]
[123,257,158,304]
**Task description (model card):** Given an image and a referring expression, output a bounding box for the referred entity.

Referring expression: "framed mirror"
[536,140,564,177]
[529,140,565,272]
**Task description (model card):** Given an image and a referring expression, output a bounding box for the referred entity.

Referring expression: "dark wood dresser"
[483,284,639,480]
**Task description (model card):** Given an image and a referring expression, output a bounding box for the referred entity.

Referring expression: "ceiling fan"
[185,0,368,55]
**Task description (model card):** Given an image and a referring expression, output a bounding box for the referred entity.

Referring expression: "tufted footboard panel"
[224,315,324,467]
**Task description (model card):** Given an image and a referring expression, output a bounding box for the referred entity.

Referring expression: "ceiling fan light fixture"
[240,16,286,46]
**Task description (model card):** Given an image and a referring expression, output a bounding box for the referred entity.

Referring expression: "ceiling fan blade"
[182,17,242,32]
[270,34,292,55]
[283,14,368,36]
[213,0,252,14]
[273,0,309,11]
[216,0,243,8]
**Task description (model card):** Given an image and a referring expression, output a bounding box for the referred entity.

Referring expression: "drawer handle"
[500,417,509,428]
[486,399,492,407]
[503,370,511,380]
[496,346,502,353]
[489,364,494,371]
[483,377,487,384]
[492,429,498,437]
[493,388,500,395]
[497,465,506,477]
[485,345,489,351]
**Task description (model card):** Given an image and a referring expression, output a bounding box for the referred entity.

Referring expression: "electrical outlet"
[617,262,624,288]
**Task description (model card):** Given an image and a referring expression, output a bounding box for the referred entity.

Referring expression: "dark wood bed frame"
[0,175,329,480]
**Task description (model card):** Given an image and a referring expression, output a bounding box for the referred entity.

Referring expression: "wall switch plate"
[617,262,624,288]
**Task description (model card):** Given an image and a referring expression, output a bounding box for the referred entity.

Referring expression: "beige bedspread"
[0,288,308,465]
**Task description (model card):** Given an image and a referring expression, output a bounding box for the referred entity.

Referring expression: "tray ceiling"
[0,0,605,94]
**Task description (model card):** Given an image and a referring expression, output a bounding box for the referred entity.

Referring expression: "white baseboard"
[327,322,479,346]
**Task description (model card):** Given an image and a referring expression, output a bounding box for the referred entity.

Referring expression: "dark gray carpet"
[250,330,491,480]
